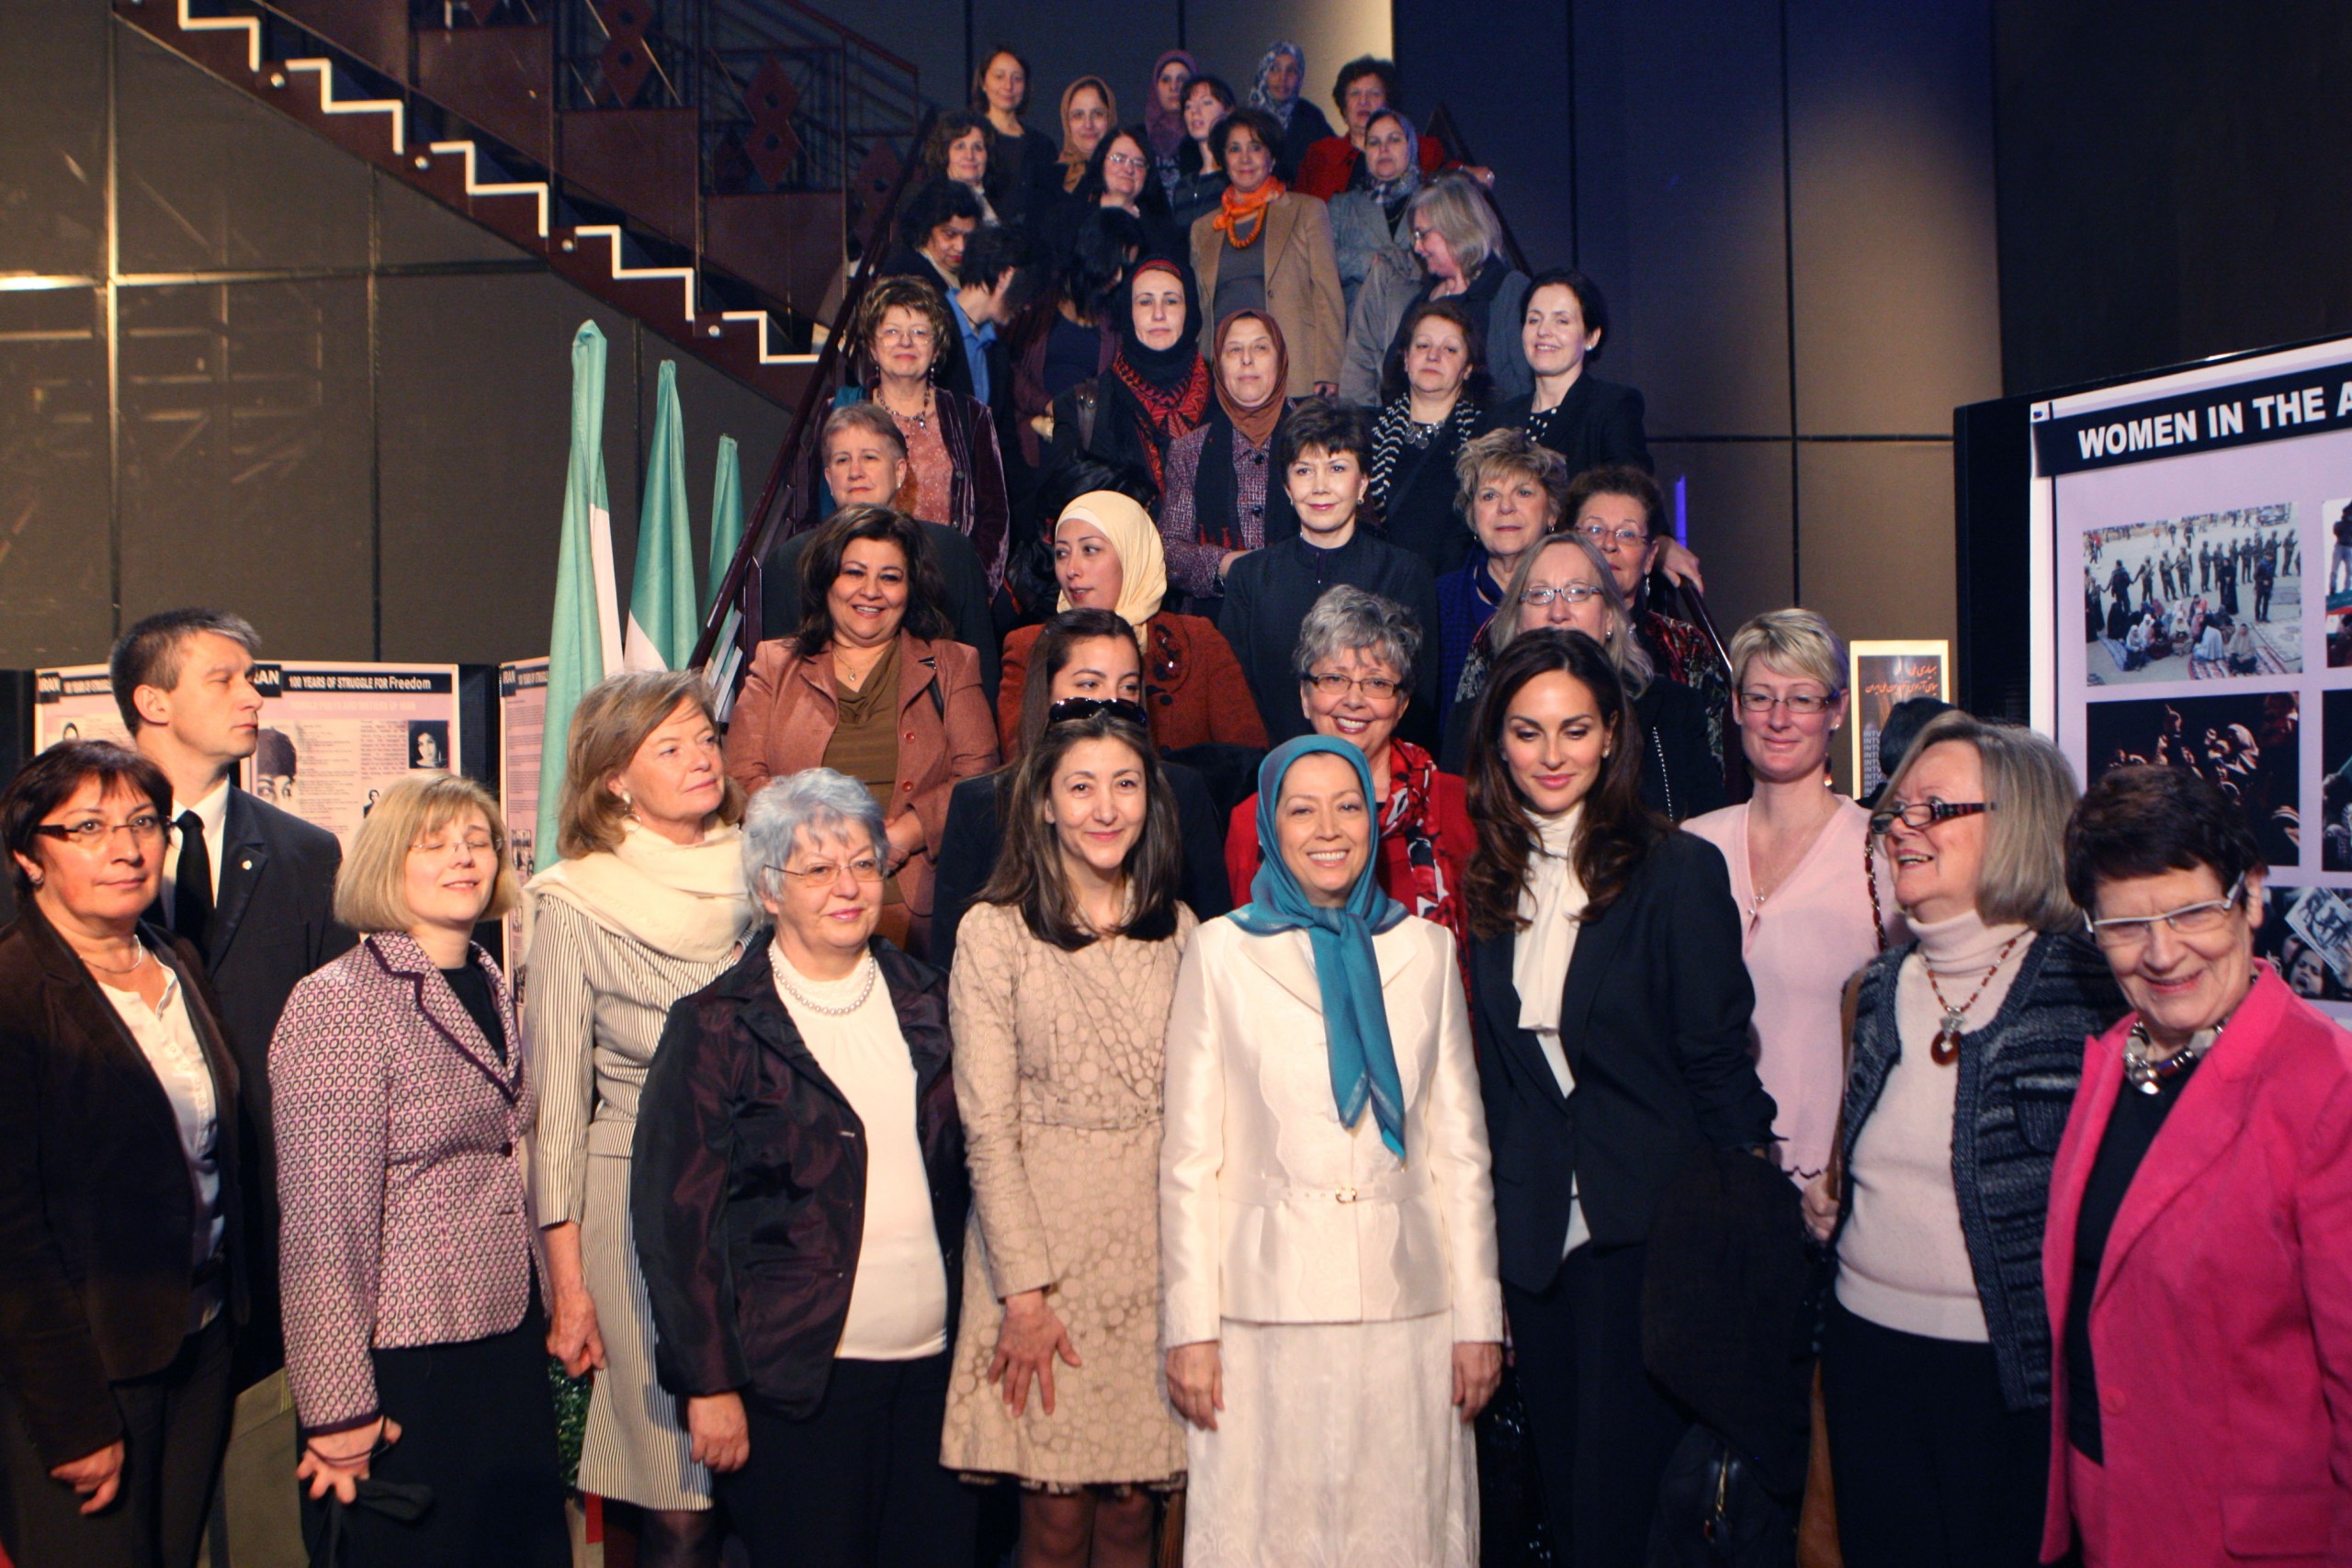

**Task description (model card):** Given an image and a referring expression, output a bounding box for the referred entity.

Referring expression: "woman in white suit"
[1160,734,1503,1567]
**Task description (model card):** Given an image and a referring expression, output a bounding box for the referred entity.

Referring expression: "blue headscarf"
[1228,736,1411,1156]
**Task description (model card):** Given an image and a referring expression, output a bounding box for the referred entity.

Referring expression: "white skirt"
[1182,1312,1476,1568]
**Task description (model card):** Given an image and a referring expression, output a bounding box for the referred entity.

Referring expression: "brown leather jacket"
[630,938,967,1416]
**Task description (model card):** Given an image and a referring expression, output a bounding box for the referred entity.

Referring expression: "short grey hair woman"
[1800,712,2128,1568]
[633,769,977,1568]
[1442,531,1724,821]
[1225,584,1476,953]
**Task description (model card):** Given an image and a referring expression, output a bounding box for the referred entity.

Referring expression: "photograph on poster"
[251,664,464,852]
[2255,885,2352,1017]
[2320,689,2352,872]
[253,727,300,807]
[498,659,549,973]
[408,720,450,770]
[2083,690,2300,866]
[2079,504,2297,685]
[2327,496,2352,605]
[1848,641,1950,800]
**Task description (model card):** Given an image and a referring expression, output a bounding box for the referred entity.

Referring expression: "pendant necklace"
[1922,932,2026,1065]
[2121,1020,2211,1095]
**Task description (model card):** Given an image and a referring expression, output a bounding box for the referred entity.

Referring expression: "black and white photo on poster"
[2083,690,2301,868]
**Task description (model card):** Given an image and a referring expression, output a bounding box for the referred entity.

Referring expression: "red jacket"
[2041,963,2352,1567]
[1293,133,1452,203]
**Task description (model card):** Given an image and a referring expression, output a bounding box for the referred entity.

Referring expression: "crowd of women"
[4,30,2351,1568]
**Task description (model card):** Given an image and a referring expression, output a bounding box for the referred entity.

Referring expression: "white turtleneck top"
[1836,907,2033,1342]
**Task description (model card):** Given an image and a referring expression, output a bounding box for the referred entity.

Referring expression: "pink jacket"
[271,933,545,1433]
[2041,964,2352,1566]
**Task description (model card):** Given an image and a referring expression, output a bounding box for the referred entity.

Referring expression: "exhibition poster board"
[500,658,549,972]
[32,666,132,749]
[1849,640,1951,800]
[240,663,465,853]
[2037,338,2352,1017]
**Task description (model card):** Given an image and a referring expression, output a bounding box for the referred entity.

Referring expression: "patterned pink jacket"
[271,932,545,1433]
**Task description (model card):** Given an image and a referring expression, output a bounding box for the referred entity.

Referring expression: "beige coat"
[1190,193,1347,395]
[1159,915,1502,1349]
[940,901,1196,1486]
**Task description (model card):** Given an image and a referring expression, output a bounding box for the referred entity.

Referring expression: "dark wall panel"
[375,169,533,269]
[377,274,641,666]
[1790,1,2000,434]
[1653,440,1795,638]
[0,288,112,666]
[1392,0,1572,270]
[117,279,376,657]
[116,28,371,276]
[1797,441,1959,649]
[0,0,108,277]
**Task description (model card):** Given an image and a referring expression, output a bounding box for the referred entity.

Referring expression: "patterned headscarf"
[1249,41,1306,127]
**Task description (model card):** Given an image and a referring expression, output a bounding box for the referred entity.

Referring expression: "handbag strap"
[1824,967,1866,1201]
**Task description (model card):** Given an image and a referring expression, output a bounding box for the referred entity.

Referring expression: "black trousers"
[1503,1243,1690,1568]
[301,1292,569,1568]
[0,1313,233,1568]
[717,1352,977,1568]
[1819,1300,2050,1568]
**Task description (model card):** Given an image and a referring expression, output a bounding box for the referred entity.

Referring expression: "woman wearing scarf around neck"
[1160,735,1502,1567]
[1329,107,1423,321]
[1189,108,1345,396]
[526,673,756,1568]
[996,491,1265,756]
[1246,40,1334,181]
[1458,629,1774,1566]
[1049,256,1208,487]
[1369,298,1487,581]
[1159,310,1295,609]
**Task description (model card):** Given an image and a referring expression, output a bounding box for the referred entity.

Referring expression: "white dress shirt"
[101,956,225,1328]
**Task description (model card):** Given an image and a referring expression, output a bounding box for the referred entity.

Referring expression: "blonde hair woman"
[526,672,754,1567]
[272,773,566,1567]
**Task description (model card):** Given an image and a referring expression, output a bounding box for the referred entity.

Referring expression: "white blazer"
[1159,913,1504,1348]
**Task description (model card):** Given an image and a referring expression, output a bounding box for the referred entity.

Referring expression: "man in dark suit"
[113,609,353,1387]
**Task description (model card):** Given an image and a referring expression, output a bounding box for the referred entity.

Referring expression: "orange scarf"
[1212,178,1286,249]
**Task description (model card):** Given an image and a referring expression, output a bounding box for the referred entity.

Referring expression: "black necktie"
[175,810,213,958]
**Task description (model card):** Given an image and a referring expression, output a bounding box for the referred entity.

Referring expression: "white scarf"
[1511,805,1588,1098]
[528,819,753,964]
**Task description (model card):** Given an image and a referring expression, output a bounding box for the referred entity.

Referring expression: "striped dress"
[525,897,739,1510]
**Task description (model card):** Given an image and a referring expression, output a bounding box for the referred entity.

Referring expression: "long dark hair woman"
[1461,628,1776,1566]
[1040,126,1182,267]
[1370,296,1488,581]
[939,702,1194,1567]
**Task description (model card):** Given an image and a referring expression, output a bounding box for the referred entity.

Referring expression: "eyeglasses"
[1578,523,1648,550]
[1305,671,1404,701]
[33,814,166,850]
[411,832,502,860]
[1520,583,1605,608]
[2085,874,2245,951]
[1104,152,1148,170]
[1868,800,1993,837]
[1737,689,1836,716]
[1046,696,1150,728]
[773,855,886,886]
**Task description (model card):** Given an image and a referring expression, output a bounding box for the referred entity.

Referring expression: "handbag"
[1646,1425,1797,1568]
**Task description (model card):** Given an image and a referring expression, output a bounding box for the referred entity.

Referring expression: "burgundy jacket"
[631,938,968,1418]
[2041,964,2352,1566]
[0,905,245,1467]
[271,933,544,1434]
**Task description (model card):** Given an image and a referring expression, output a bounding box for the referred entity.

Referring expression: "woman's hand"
[296,1417,401,1506]
[1166,1341,1224,1431]
[686,1393,750,1473]
[545,1281,607,1380]
[1657,538,1706,592]
[885,811,927,875]
[50,1439,125,1516]
[1802,1170,1839,1243]
[1453,1342,1503,1422]
[1216,548,1252,586]
[989,1289,1081,1417]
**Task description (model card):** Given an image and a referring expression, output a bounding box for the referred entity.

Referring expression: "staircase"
[115,0,926,408]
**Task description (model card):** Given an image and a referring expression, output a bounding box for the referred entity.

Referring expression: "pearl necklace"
[775,949,877,1016]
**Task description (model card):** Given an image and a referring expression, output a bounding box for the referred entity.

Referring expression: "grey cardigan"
[1829,931,2126,1412]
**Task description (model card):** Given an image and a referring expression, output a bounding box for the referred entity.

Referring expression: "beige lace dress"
[939,899,1196,1488]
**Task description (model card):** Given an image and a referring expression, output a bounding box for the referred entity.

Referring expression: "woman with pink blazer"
[2051,765,2352,1568]
[272,774,566,1568]
[722,506,998,959]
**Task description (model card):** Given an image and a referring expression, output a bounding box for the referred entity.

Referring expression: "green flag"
[537,321,623,863]
[625,359,697,671]
[706,433,743,620]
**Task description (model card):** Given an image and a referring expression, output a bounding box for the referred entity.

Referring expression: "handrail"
[689,107,936,678]
[1422,103,1532,278]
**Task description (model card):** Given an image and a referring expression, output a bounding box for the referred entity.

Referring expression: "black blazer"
[153,787,348,1376]
[1487,372,1652,478]
[1469,830,1775,1292]
[633,938,968,1418]
[1634,676,1728,822]
[926,761,1235,974]
[0,903,247,1466]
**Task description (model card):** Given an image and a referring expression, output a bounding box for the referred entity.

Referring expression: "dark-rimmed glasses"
[1868,800,1993,837]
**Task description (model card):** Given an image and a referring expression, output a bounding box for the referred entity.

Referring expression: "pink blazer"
[2041,964,2352,1566]
[271,933,545,1433]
